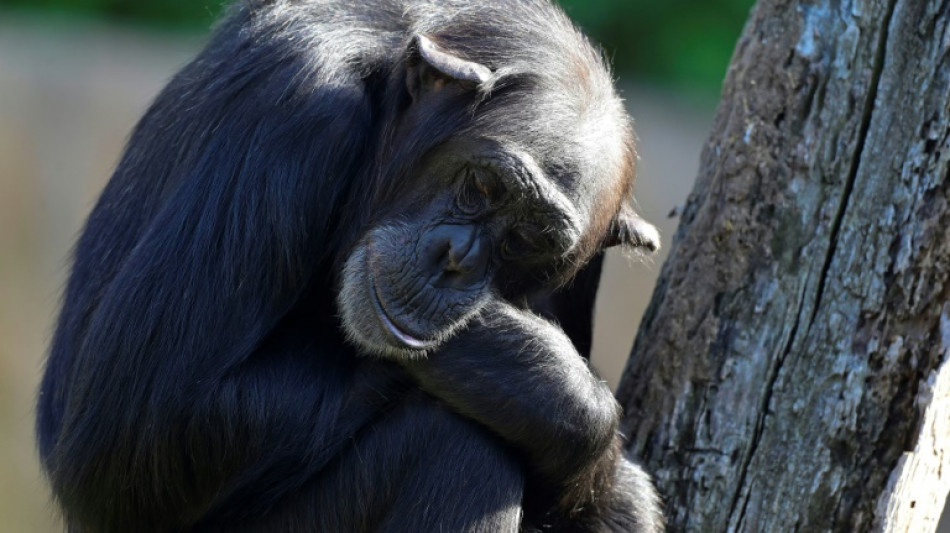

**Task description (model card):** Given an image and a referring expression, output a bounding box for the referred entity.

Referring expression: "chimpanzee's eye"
[500,227,540,260]
[456,168,495,214]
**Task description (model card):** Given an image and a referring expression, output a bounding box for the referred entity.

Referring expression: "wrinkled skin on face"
[340,140,593,357]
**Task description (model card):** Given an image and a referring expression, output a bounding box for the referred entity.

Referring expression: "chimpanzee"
[36,0,663,531]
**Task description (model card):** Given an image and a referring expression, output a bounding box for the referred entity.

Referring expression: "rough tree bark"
[617,1,950,531]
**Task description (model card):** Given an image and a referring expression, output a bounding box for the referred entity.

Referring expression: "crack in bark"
[724,2,901,530]
[809,0,899,329]
[727,272,811,532]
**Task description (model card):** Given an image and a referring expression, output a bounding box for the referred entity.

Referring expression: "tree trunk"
[617,1,950,531]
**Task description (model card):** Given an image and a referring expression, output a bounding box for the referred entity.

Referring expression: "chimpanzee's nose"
[420,224,490,289]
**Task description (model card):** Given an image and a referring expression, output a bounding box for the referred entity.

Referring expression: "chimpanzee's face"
[337,35,654,358]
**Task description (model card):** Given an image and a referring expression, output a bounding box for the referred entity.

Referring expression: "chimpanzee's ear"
[407,34,492,101]
[603,203,660,252]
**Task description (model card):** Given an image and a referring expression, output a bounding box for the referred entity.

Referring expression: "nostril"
[455,235,488,274]
[422,224,492,291]
[444,228,476,273]
[421,225,487,287]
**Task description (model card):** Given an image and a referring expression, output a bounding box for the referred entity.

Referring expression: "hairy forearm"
[402,300,620,485]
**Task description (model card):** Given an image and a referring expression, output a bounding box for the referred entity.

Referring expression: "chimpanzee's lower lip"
[368,275,438,350]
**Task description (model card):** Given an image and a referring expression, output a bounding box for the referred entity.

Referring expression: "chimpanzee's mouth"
[368,275,438,350]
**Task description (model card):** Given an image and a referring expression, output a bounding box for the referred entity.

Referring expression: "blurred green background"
[2,0,754,95]
[0,0,753,530]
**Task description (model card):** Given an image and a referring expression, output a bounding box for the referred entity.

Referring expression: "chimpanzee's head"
[339,13,658,358]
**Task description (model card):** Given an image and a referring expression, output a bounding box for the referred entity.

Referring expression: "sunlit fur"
[36,1,662,531]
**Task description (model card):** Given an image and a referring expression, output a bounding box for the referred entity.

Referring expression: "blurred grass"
[0,0,755,96]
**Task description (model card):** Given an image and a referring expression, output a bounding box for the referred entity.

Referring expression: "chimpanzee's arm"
[402,299,664,532]
[404,300,617,485]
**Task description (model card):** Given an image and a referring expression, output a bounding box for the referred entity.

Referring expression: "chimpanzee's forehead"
[475,78,630,170]
[488,85,633,204]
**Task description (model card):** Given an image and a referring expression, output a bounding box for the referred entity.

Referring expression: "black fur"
[37,1,662,531]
